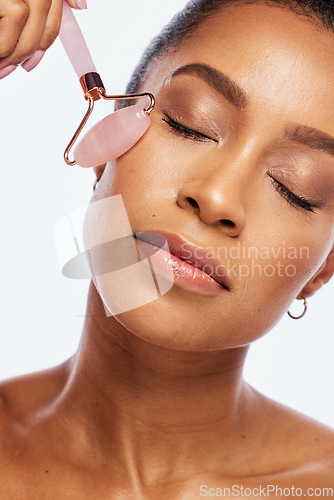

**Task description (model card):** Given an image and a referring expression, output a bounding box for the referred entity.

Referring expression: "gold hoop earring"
[93,178,99,192]
[93,169,104,191]
[287,298,308,320]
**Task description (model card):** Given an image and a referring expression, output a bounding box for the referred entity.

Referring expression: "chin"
[112,292,248,352]
[90,276,286,352]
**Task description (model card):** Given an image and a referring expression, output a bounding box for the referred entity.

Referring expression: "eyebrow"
[170,63,334,158]
[285,125,334,158]
[170,63,248,109]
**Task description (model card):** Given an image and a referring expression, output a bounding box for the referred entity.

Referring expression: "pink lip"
[135,231,230,295]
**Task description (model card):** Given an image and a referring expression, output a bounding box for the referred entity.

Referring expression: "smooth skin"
[1,2,334,499]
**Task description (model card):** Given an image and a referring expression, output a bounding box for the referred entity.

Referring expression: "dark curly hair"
[123,0,333,100]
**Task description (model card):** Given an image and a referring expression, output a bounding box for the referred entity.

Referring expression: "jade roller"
[59,1,154,168]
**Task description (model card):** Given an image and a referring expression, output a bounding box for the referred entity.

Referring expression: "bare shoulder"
[0,359,72,497]
[251,386,334,483]
[0,358,72,418]
[0,358,72,447]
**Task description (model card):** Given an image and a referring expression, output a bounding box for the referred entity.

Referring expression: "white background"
[0,0,333,428]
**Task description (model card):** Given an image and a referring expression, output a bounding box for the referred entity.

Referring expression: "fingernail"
[21,50,45,72]
[75,0,87,9]
[0,65,17,80]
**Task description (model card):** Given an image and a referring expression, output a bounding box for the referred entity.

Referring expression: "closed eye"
[269,175,316,213]
[162,114,218,142]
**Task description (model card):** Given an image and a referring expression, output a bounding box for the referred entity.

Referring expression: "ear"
[93,163,107,183]
[297,249,334,299]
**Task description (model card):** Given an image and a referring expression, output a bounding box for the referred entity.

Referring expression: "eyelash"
[269,176,315,213]
[162,115,215,142]
[162,115,316,214]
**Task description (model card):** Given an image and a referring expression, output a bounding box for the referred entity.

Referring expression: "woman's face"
[91,2,334,351]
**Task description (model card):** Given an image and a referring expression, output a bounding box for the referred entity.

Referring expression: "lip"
[135,230,230,294]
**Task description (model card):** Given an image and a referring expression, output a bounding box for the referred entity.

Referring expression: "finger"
[21,49,45,72]
[39,0,87,52]
[0,64,17,79]
[0,0,29,59]
[0,0,52,69]
[66,0,87,9]
[39,0,63,51]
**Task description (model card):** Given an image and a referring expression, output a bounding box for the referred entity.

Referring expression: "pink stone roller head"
[73,106,150,168]
[59,1,154,168]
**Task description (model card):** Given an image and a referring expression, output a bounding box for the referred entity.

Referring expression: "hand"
[0,0,87,79]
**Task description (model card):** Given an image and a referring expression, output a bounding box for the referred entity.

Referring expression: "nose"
[176,161,248,237]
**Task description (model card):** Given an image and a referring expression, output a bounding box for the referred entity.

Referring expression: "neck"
[57,282,261,484]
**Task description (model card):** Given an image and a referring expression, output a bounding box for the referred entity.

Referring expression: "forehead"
[145,3,334,132]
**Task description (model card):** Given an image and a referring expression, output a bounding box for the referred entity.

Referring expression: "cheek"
[234,229,329,308]
[110,114,205,196]
[220,216,331,332]
[103,131,176,209]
